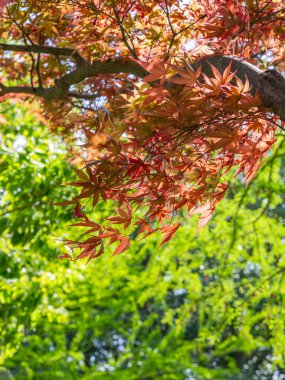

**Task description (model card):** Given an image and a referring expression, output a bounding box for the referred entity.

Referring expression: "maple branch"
[0,56,149,101]
[0,83,38,96]
[111,1,138,59]
[54,57,148,89]
[0,43,86,65]
[0,45,284,120]
[190,55,262,94]
[190,55,285,121]
[251,6,285,25]
[36,53,43,89]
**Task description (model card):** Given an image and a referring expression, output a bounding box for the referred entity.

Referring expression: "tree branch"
[190,55,262,94]
[0,43,86,65]
[0,83,39,96]
[54,57,148,90]
[190,55,285,121]
[0,44,284,121]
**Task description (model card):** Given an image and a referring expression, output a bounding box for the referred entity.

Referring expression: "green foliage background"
[1,102,285,379]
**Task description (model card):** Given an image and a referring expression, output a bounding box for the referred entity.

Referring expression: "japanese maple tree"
[0,0,284,260]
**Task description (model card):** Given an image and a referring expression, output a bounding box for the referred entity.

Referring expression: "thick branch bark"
[54,57,148,89]
[258,69,285,121]
[190,55,285,121]
[0,83,37,96]
[0,44,284,121]
[190,55,262,94]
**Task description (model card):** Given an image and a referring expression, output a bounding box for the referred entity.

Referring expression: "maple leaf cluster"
[63,58,277,260]
[0,0,284,260]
